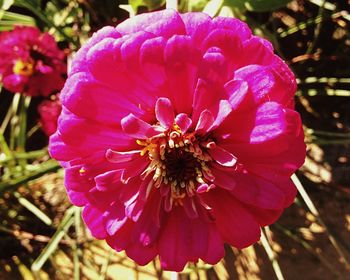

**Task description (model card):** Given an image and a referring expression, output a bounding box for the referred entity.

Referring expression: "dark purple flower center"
[137,126,215,199]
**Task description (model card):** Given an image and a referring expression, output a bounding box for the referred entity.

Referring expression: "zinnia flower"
[38,94,62,136]
[49,10,305,271]
[0,26,66,96]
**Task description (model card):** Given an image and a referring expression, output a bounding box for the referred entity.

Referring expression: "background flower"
[38,94,62,136]
[49,10,306,271]
[0,26,66,96]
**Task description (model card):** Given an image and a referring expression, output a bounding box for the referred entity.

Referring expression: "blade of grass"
[0,159,60,193]
[10,93,21,150]
[73,207,82,280]
[0,95,14,134]
[13,191,52,226]
[17,95,31,171]
[306,0,326,54]
[1,10,35,22]
[31,206,75,273]
[0,132,11,157]
[292,174,350,269]
[260,227,285,280]
[0,149,47,164]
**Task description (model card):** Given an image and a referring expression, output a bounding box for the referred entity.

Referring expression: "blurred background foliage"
[0,0,350,279]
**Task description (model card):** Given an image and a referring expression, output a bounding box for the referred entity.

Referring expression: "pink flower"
[0,26,66,96]
[49,10,305,271]
[38,94,62,136]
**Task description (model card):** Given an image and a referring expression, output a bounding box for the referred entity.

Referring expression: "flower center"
[138,125,214,199]
[13,59,34,76]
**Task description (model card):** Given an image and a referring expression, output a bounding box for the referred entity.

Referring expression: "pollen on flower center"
[138,126,214,199]
[13,59,34,76]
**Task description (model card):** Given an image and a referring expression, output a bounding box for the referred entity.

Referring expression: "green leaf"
[186,0,208,12]
[224,0,292,12]
[129,0,165,13]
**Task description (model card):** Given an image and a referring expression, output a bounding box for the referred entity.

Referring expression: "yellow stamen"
[13,60,34,76]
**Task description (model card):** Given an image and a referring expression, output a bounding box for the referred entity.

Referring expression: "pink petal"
[192,79,231,126]
[175,113,192,133]
[66,189,88,206]
[230,173,286,210]
[211,17,251,41]
[120,31,154,69]
[3,74,27,93]
[95,170,123,191]
[70,26,121,75]
[86,188,120,211]
[106,221,133,251]
[116,9,186,38]
[61,72,145,125]
[202,29,243,68]
[126,243,158,266]
[248,206,283,226]
[186,217,209,262]
[140,37,167,86]
[203,189,261,248]
[180,12,211,45]
[211,166,236,190]
[121,113,162,139]
[64,165,94,192]
[82,204,107,239]
[104,202,128,235]
[208,145,237,167]
[49,132,81,161]
[105,149,141,163]
[195,110,214,134]
[240,36,274,67]
[131,191,162,246]
[121,156,149,183]
[201,225,224,264]
[225,79,249,111]
[210,99,233,131]
[159,207,191,272]
[164,35,200,115]
[182,197,199,219]
[198,49,229,86]
[58,108,134,151]
[155,97,175,129]
[125,193,145,222]
[196,183,216,194]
